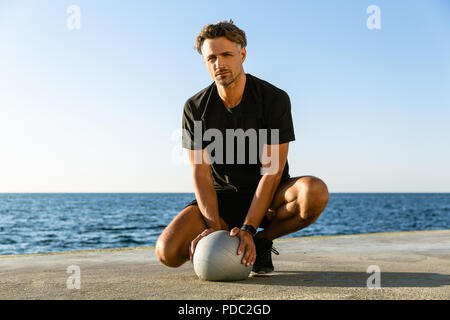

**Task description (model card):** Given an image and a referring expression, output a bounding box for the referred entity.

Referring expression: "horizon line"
[0,191,449,194]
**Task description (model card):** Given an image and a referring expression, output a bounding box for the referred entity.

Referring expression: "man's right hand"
[189,228,217,263]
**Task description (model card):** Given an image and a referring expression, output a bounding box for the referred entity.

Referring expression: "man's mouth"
[216,71,229,76]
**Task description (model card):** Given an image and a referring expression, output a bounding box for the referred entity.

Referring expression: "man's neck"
[216,71,246,109]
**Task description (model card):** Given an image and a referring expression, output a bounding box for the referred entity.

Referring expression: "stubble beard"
[216,69,241,88]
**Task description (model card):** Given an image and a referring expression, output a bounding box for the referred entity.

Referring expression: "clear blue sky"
[0,0,449,192]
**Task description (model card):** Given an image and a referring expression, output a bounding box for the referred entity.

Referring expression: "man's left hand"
[229,227,255,267]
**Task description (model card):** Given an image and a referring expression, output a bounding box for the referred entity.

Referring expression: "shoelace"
[271,246,279,255]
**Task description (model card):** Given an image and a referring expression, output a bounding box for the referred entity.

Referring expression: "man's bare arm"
[243,142,289,229]
[188,149,222,230]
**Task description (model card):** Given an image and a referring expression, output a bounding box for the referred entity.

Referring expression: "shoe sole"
[250,270,275,277]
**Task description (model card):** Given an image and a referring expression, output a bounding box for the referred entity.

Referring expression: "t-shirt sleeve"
[182,100,204,150]
[267,91,296,145]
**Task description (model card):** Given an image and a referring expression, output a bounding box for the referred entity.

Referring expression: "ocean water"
[0,193,449,255]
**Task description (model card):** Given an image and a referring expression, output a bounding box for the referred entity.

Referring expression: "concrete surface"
[0,229,449,300]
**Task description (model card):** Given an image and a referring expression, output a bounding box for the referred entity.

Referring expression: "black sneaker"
[251,238,279,276]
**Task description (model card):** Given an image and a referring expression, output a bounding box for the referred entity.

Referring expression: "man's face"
[201,37,246,88]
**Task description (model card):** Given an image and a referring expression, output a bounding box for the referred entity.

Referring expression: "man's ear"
[240,46,246,63]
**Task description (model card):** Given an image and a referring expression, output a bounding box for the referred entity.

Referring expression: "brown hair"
[194,19,247,55]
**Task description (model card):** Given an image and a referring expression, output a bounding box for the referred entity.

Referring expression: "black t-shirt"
[182,73,295,194]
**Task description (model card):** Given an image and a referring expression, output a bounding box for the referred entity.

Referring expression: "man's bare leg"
[256,175,329,241]
[156,176,328,267]
[155,205,228,267]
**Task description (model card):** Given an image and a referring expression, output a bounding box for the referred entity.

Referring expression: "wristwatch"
[240,224,257,237]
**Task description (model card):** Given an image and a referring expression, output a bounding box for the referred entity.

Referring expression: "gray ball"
[193,230,252,281]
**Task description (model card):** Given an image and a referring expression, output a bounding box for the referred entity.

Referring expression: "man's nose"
[214,56,225,70]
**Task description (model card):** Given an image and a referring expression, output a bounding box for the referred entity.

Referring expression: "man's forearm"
[244,174,282,229]
[192,172,222,230]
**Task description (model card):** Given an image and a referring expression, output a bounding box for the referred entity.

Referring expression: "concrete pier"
[0,230,449,299]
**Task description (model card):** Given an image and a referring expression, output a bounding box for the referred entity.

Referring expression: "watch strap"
[240,224,257,237]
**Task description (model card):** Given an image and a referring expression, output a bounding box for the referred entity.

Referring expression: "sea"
[0,193,449,255]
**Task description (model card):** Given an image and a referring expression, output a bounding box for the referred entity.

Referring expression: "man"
[156,20,329,276]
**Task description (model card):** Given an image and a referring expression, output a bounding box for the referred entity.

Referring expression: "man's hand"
[190,228,216,263]
[229,227,256,267]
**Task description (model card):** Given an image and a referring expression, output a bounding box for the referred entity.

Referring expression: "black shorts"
[184,191,269,230]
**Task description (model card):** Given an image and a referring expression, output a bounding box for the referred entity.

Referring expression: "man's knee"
[155,237,185,268]
[155,205,205,268]
[296,176,329,221]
